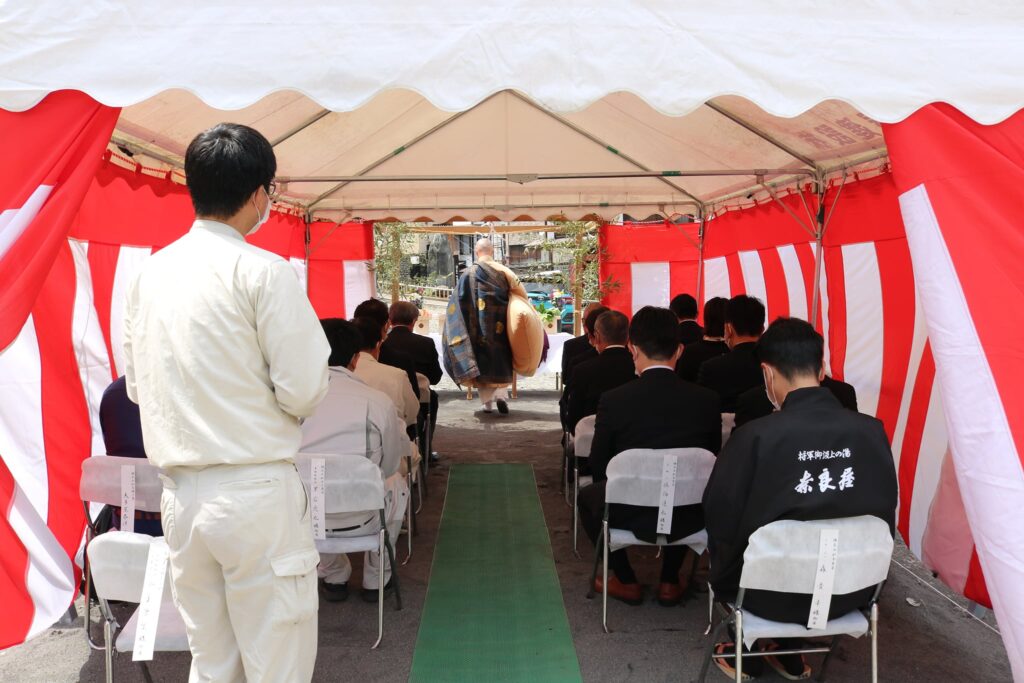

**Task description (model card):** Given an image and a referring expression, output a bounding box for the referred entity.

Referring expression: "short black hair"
[757,317,824,381]
[726,294,766,337]
[389,301,419,326]
[184,123,276,218]
[628,306,680,361]
[669,293,698,319]
[583,305,610,335]
[352,316,383,351]
[595,310,629,345]
[320,318,362,367]
[703,297,728,337]
[353,299,389,328]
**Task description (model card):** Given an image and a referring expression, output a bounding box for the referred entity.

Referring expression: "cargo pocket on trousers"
[270,547,320,627]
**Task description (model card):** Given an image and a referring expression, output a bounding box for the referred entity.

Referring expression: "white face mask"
[763,367,781,412]
[248,187,271,236]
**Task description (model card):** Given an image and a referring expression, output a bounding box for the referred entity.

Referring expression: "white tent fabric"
[3,2,1023,221]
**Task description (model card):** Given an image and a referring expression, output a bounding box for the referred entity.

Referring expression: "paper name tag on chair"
[807,528,840,630]
[121,465,136,533]
[311,458,326,540]
[132,542,169,661]
[656,454,679,535]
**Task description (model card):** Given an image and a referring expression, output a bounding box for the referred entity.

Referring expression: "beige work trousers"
[160,461,319,683]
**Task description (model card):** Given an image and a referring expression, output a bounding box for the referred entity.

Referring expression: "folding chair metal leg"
[871,602,879,683]
[698,617,731,683]
[602,520,610,634]
[103,617,114,683]
[402,470,413,566]
[372,528,385,650]
[734,609,744,682]
[384,531,403,611]
[586,531,603,600]
[572,466,580,557]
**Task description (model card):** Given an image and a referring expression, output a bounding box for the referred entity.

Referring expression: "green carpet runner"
[409,463,582,682]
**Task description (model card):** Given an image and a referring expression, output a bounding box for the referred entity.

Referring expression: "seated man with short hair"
[383,301,442,460]
[354,298,420,398]
[559,303,608,430]
[301,319,410,602]
[676,297,729,382]
[703,318,897,679]
[578,306,721,607]
[352,315,420,429]
[670,292,703,346]
[698,294,766,412]
[566,310,636,432]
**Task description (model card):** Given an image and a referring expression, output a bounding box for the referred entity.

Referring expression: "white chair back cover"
[740,515,893,595]
[296,452,385,515]
[416,373,430,404]
[80,455,163,511]
[87,532,166,603]
[721,412,736,447]
[574,415,597,459]
[605,448,715,507]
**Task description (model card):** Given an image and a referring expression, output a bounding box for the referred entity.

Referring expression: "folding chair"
[80,455,186,683]
[571,415,597,556]
[721,412,736,448]
[296,452,402,649]
[589,447,716,632]
[415,372,431,505]
[698,515,894,683]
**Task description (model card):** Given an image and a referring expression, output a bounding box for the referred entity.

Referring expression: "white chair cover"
[738,608,870,649]
[116,600,190,653]
[296,452,386,515]
[574,415,597,459]
[609,528,708,554]
[605,448,715,508]
[80,455,163,511]
[739,516,893,596]
[416,373,430,405]
[86,532,168,603]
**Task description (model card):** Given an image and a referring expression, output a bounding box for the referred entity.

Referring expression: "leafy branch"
[371,222,411,303]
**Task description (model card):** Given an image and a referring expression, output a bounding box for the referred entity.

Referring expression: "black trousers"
[417,389,439,454]
[577,481,687,584]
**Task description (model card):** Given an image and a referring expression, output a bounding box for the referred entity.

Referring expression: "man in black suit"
[558,304,607,430]
[384,301,443,459]
[703,318,896,679]
[670,293,704,346]
[567,310,636,432]
[353,298,419,399]
[578,307,721,607]
[735,374,858,429]
[697,294,765,412]
[676,296,729,382]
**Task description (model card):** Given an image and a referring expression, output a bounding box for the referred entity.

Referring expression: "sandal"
[764,642,811,680]
[712,642,762,680]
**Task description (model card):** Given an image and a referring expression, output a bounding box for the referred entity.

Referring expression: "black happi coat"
[703,386,898,623]
[442,261,514,385]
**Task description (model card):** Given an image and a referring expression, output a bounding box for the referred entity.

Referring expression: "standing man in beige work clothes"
[124,123,330,682]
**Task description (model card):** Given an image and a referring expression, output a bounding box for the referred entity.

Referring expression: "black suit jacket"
[382,326,443,385]
[676,339,729,382]
[589,368,722,542]
[703,387,896,623]
[735,376,859,429]
[560,334,596,388]
[378,345,420,399]
[697,341,762,412]
[567,347,636,431]
[678,319,704,346]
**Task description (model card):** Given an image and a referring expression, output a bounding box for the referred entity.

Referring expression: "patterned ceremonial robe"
[442,258,514,387]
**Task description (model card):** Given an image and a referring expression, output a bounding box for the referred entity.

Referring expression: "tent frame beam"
[280,168,814,184]
[310,198,700,216]
[703,101,818,168]
[270,109,332,147]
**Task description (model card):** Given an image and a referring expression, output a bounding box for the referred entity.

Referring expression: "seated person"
[352,316,420,430]
[703,318,897,680]
[578,306,721,607]
[559,304,607,430]
[676,297,729,382]
[735,372,858,429]
[383,301,442,460]
[98,376,162,536]
[354,298,420,398]
[670,293,704,346]
[566,310,636,432]
[697,294,765,412]
[301,319,410,602]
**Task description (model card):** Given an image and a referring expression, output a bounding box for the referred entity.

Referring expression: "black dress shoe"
[361,578,394,603]
[319,579,349,603]
[496,399,509,414]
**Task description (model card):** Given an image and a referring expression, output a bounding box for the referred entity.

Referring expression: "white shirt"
[123,220,330,468]
[300,367,408,478]
[353,352,420,426]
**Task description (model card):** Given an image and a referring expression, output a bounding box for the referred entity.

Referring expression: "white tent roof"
[2,1,1022,221]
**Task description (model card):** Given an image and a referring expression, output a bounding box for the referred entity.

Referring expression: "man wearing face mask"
[697,294,766,413]
[124,123,329,682]
[702,318,896,680]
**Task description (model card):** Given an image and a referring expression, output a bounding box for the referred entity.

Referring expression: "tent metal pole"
[310,198,700,217]
[809,175,827,328]
[760,182,817,239]
[270,109,332,147]
[303,211,312,296]
[282,168,814,183]
[703,101,818,168]
[695,206,706,304]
